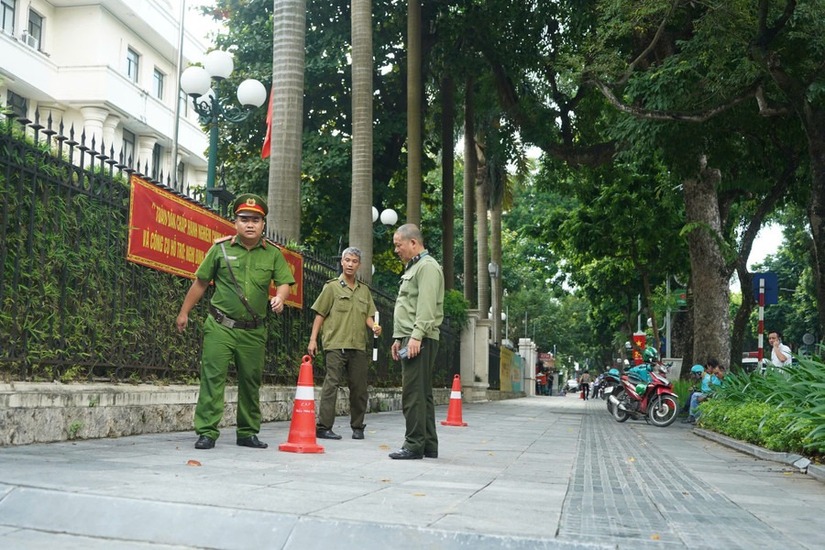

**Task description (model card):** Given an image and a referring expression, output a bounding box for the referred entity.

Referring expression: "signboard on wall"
[126,175,303,307]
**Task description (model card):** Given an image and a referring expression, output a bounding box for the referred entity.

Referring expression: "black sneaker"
[195,435,215,449]
[236,435,268,449]
[316,428,342,440]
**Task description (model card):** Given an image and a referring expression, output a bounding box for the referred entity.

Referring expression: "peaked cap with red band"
[233,193,268,216]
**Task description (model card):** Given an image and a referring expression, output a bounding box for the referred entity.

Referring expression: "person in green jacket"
[176,194,294,450]
[388,224,444,460]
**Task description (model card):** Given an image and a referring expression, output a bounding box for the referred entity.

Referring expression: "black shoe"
[352,428,364,440]
[681,417,696,424]
[424,450,438,459]
[316,428,342,440]
[236,435,268,449]
[195,435,215,449]
[389,448,423,460]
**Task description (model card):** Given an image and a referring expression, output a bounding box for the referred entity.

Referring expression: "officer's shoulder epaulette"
[264,238,282,248]
[325,277,340,285]
[214,235,233,244]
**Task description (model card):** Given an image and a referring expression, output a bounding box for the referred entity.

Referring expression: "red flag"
[261,87,273,159]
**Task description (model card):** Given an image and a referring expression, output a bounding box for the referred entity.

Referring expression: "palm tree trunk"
[463,79,476,305]
[441,75,455,289]
[267,0,306,242]
[475,139,490,319]
[406,0,422,225]
[490,198,502,343]
[350,0,373,281]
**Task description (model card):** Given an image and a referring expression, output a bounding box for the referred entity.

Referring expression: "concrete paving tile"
[0,528,189,549]
[2,395,824,548]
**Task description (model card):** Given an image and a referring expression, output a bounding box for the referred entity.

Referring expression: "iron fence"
[0,109,460,387]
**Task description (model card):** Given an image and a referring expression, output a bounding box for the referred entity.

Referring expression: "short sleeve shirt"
[195,236,295,321]
[311,275,376,351]
[771,344,793,367]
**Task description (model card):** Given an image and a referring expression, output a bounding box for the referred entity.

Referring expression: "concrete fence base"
[0,383,461,447]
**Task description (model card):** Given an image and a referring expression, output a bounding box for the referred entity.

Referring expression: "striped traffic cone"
[441,374,468,426]
[279,355,324,453]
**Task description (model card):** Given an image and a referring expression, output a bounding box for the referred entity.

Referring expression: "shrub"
[699,355,825,457]
[443,289,470,331]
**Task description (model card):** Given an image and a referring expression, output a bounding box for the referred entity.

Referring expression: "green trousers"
[194,316,266,440]
[400,337,439,455]
[317,349,369,430]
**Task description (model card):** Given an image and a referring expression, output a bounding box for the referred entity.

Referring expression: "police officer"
[176,193,295,450]
[307,247,382,440]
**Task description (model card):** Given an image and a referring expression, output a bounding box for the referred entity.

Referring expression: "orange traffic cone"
[441,374,468,426]
[279,355,324,453]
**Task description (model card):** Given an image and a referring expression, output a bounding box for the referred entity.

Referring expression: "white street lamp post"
[371,206,398,235]
[180,50,266,208]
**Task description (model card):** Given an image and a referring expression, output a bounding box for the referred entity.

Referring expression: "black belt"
[209,305,260,330]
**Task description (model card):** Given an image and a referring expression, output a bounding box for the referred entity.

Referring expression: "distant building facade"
[0,0,209,189]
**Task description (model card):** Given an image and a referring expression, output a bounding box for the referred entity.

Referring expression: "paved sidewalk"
[1,394,823,549]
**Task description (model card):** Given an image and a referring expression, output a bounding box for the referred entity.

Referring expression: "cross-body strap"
[220,242,261,324]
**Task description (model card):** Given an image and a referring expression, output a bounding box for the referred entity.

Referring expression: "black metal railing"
[0,109,460,387]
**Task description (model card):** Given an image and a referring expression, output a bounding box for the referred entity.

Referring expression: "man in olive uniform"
[176,193,294,450]
[389,224,444,460]
[307,247,382,440]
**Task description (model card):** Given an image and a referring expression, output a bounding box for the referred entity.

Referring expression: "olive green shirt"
[195,236,295,321]
[393,251,444,341]
[311,275,377,351]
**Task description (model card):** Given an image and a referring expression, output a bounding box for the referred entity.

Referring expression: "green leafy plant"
[443,289,470,331]
[699,357,825,457]
[67,421,83,440]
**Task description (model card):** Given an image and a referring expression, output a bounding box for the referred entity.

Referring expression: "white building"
[0,0,211,188]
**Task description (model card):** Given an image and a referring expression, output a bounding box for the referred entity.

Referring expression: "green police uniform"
[193,196,295,441]
[392,251,444,456]
[311,275,377,431]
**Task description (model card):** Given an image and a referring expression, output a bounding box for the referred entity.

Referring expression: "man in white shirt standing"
[768,330,793,368]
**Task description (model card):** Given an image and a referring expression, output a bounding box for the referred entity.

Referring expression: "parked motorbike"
[601,369,623,414]
[608,362,678,427]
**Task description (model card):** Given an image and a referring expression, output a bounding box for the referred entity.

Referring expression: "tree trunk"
[804,111,825,341]
[731,266,755,369]
[267,0,306,242]
[463,80,476,305]
[441,75,455,289]
[405,0,422,225]
[682,156,731,365]
[475,140,490,320]
[490,198,503,343]
[350,0,373,282]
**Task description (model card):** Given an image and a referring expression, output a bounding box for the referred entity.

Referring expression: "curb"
[693,428,821,482]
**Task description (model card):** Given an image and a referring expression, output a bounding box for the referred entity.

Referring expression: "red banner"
[632,332,647,365]
[126,175,303,308]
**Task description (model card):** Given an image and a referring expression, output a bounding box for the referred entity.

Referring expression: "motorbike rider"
[686,361,725,423]
[680,364,708,422]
